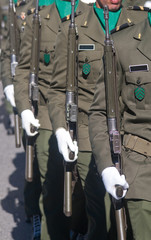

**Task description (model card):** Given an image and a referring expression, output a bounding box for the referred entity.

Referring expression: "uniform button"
[137,79,141,84]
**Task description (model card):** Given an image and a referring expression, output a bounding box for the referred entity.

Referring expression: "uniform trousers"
[127,199,151,240]
[36,129,113,240]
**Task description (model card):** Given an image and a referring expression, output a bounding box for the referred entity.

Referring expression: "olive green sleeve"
[13,16,33,115]
[47,23,68,133]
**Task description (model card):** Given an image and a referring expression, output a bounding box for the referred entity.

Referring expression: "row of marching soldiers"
[0,0,151,239]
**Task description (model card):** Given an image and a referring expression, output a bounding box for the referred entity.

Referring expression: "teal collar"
[39,0,55,6]
[148,11,151,26]
[93,3,121,33]
[55,0,79,19]
[14,0,18,3]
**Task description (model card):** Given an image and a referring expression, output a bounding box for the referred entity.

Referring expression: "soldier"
[47,0,148,239]
[0,0,15,134]
[14,0,90,239]
[1,1,43,239]
[89,10,151,240]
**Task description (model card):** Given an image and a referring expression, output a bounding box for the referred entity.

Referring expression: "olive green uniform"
[0,0,13,119]
[89,16,151,240]
[47,4,148,239]
[123,0,147,7]
[1,0,41,221]
[14,2,90,239]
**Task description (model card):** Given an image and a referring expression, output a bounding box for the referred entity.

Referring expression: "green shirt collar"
[93,3,121,33]
[39,0,55,6]
[13,0,18,3]
[55,0,79,19]
[148,11,151,26]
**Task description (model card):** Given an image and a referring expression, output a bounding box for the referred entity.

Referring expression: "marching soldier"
[89,10,151,240]
[1,1,42,239]
[47,0,148,239]
[14,0,90,239]
[0,0,14,134]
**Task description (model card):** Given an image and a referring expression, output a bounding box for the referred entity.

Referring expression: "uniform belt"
[124,134,151,157]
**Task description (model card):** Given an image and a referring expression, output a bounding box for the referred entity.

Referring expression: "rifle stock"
[104,6,126,240]
[25,0,41,182]
[64,0,78,217]
[9,0,21,148]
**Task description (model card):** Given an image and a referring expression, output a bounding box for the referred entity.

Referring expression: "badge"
[44,52,50,66]
[78,44,95,51]
[82,63,91,78]
[129,64,149,72]
[134,87,145,101]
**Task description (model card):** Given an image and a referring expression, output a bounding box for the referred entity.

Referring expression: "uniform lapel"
[117,7,133,26]
[44,4,61,34]
[80,6,105,45]
[135,19,151,61]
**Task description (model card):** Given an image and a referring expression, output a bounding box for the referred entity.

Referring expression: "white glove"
[4,84,16,107]
[102,167,129,200]
[56,127,78,162]
[21,109,40,136]
[144,1,151,8]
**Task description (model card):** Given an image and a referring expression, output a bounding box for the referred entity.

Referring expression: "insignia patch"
[78,44,95,51]
[44,52,50,66]
[129,64,149,72]
[134,87,145,101]
[82,63,91,77]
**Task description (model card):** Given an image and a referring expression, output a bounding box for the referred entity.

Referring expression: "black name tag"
[129,64,149,72]
[78,44,95,51]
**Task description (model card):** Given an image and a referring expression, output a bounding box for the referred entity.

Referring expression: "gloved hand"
[21,109,40,136]
[102,167,129,200]
[56,127,78,162]
[4,84,16,107]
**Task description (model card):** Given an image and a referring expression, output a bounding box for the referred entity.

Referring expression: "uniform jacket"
[89,18,151,201]
[122,0,147,7]
[48,4,148,151]
[1,0,34,89]
[14,1,89,130]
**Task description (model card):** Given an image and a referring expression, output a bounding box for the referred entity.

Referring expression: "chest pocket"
[40,43,55,66]
[124,71,151,110]
[78,50,103,85]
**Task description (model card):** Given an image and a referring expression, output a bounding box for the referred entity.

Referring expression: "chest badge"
[134,87,145,101]
[44,51,50,66]
[82,63,91,78]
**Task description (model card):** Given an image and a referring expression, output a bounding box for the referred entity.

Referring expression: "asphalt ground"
[0,81,32,240]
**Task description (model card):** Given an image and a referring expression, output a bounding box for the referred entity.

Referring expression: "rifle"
[64,0,78,217]
[9,0,21,148]
[104,6,127,240]
[25,0,41,182]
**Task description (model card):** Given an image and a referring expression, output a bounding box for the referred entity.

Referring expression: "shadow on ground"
[1,152,32,240]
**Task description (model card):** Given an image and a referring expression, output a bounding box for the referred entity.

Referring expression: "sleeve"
[13,15,33,115]
[47,23,69,133]
[88,47,123,175]
[1,28,12,89]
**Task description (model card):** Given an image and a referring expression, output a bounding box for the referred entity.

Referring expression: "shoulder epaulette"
[61,12,79,22]
[15,1,26,8]
[110,22,134,34]
[127,5,150,11]
[27,6,43,15]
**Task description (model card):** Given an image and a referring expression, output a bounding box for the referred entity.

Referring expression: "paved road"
[0,82,32,240]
